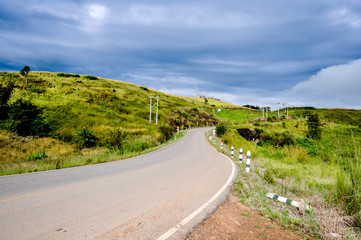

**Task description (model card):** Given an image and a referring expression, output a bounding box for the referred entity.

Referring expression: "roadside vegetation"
[0,71,237,175]
[210,107,361,239]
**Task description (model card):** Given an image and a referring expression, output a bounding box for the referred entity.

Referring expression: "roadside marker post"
[239,148,243,163]
[266,193,310,212]
[246,151,251,173]
[231,146,234,158]
[221,143,223,150]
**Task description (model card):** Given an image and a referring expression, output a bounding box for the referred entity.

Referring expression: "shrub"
[0,81,14,107]
[28,86,45,94]
[159,125,174,142]
[307,113,321,140]
[216,123,227,136]
[2,99,50,137]
[104,128,128,151]
[57,73,80,78]
[124,141,150,153]
[83,75,98,80]
[140,86,149,91]
[75,127,97,148]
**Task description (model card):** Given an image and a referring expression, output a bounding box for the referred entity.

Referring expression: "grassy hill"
[211,107,361,238]
[0,71,227,175]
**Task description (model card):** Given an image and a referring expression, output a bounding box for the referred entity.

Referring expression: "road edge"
[156,129,238,240]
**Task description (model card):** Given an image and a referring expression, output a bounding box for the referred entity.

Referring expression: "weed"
[74,127,97,148]
[28,149,47,160]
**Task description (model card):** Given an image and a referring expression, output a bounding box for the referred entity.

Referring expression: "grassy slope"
[212,107,361,238]
[0,71,228,174]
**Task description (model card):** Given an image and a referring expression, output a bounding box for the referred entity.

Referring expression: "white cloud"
[88,4,108,20]
[287,59,361,108]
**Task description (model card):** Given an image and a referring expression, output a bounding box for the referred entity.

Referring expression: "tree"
[216,123,227,137]
[5,99,49,136]
[306,113,321,140]
[0,82,14,107]
[20,66,30,87]
[0,81,14,119]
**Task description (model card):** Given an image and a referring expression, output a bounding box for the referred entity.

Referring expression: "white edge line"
[156,130,236,240]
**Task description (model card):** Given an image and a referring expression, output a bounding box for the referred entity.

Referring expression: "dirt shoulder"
[186,194,304,240]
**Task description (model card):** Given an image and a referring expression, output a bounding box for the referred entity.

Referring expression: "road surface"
[0,128,235,240]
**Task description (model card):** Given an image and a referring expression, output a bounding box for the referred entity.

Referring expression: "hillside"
[211,107,361,239]
[0,71,232,175]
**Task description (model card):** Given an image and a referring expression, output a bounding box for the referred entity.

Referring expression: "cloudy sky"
[1,0,361,109]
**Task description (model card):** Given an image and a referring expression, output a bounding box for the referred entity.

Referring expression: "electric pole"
[149,95,160,124]
[149,96,154,123]
[266,106,268,119]
[155,95,159,125]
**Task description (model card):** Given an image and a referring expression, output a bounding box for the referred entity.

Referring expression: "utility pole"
[266,106,268,119]
[155,95,159,125]
[149,96,154,123]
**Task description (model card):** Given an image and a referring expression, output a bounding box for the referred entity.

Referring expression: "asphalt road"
[0,128,236,240]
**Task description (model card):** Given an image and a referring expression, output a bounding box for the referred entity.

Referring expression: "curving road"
[0,128,235,240]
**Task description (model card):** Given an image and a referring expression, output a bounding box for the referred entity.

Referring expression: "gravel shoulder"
[186,194,304,240]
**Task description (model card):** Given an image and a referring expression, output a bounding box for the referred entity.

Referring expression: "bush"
[140,86,149,91]
[159,125,174,142]
[104,128,128,151]
[216,123,227,136]
[1,99,50,137]
[83,75,98,80]
[124,141,150,153]
[0,81,14,107]
[57,73,80,78]
[28,87,45,94]
[75,127,97,148]
[307,113,321,140]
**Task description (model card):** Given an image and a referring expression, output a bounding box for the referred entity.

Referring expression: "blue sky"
[1,0,361,109]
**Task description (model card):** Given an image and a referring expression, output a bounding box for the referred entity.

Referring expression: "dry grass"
[0,129,75,163]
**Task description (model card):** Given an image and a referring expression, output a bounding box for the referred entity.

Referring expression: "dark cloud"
[1,0,361,108]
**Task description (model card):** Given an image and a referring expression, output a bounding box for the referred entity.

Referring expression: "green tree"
[0,82,14,107]
[4,99,49,136]
[20,66,30,87]
[306,113,321,140]
[216,123,227,137]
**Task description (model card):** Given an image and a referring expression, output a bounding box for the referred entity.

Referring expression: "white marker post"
[213,129,216,137]
[239,148,243,163]
[266,193,310,212]
[231,146,234,157]
[246,151,251,173]
[221,143,223,150]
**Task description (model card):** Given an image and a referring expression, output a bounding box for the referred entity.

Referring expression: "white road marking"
[156,133,236,240]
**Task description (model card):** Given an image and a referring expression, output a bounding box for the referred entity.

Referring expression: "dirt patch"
[187,194,304,240]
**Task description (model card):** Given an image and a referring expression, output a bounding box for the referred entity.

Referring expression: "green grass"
[208,107,361,239]
[0,71,229,175]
